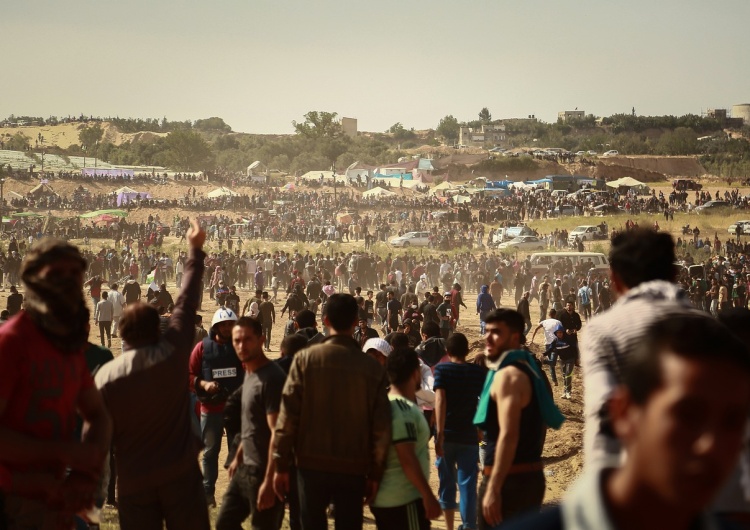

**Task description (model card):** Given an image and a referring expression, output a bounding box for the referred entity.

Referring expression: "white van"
[529,252,609,277]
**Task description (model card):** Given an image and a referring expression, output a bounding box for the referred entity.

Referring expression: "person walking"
[258,291,275,351]
[476,285,496,335]
[107,283,126,338]
[94,291,114,348]
[216,317,286,530]
[273,294,391,530]
[189,306,244,507]
[434,333,487,530]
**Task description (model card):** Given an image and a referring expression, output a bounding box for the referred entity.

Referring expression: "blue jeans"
[544,346,558,385]
[437,442,479,529]
[296,468,365,530]
[200,411,225,497]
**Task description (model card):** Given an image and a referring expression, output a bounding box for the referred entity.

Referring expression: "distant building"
[341,117,358,138]
[558,110,585,122]
[459,123,507,147]
[731,104,750,126]
[707,107,745,128]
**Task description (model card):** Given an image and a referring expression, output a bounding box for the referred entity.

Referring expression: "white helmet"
[212,307,238,328]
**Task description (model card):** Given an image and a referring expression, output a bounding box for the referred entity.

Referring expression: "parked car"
[568,225,607,245]
[547,205,577,217]
[390,231,431,248]
[601,150,619,157]
[673,179,702,191]
[587,150,598,156]
[592,204,626,216]
[497,236,547,251]
[728,220,750,235]
[695,200,730,213]
[575,151,586,156]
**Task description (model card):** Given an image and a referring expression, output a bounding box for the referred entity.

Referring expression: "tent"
[362,187,396,198]
[207,187,239,198]
[115,187,151,206]
[114,186,138,194]
[431,181,461,195]
[29,183,57,198]
[606,177,650,194]
[452,195,473,204]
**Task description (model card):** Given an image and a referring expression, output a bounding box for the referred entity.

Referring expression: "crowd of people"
[2,214,750,530]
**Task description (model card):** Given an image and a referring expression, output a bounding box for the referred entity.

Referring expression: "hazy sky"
[3,0,748,134]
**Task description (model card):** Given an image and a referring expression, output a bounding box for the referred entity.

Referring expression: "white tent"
[207,187,240,198]
[431,181,463,196]
[114,186,139,194]
[606,177,649,193]
[362,187,396,198]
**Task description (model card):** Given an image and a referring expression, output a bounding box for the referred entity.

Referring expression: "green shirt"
[372,395,430,508]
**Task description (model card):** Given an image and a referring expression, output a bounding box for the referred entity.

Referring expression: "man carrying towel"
[474,309,564,529]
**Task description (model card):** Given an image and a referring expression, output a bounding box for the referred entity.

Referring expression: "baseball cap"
[363,338,392,357]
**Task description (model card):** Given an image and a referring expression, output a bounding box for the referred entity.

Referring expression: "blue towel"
[473,349,565,430]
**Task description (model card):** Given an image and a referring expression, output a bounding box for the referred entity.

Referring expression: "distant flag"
[146,268,156,285]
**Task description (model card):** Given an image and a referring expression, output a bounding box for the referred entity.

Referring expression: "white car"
[575,151,586,156]
[602,150,619,157]
[568,225,605,244]
[390,231,431,248]
[497,236,547,251]
[587,150,598,156]
[728,220,750,235]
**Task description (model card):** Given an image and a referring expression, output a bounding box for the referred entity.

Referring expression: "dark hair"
[421,321,441,338]
[120,302,160,348]
[234,315,263,337]
[280,334,308,359]
[388,332,411,349]
[324,294,358,331]
[609,229,676,288]
[626,314,750,405]
[386,348,420,386]
[446,333,469,358]
[484,309,525,336]
[295,309,317,329]
[102,291,108,299]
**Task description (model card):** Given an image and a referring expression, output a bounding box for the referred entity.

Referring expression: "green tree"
[436,115,460,142]
[317,138,349,167]
[655,127,699,156]
[194,117,232,132]
[479,107,492,123]
[159,130,214,170]
[79,124,104,151]
[292,111,341,139]
[6,132,30,151]
[388,122,416,141]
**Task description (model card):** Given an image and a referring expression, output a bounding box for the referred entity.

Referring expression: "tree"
[317,138,349,167]
[79,124,104,151]
[194,117,232,132]
[479,107,492,123]
[292,111,341,139]
[159,130,214,171]
[6,132,30,151]
[436,115,460,142]
[388,122,416,141]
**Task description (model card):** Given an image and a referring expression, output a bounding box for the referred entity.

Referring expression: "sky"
[2,0,749,135]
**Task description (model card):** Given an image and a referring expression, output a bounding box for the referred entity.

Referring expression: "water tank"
[732,104,750,125]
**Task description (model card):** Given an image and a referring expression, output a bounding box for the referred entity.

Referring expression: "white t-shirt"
[540,318,563,345]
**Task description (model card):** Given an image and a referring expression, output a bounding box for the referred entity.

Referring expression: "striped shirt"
[581,280,703,468]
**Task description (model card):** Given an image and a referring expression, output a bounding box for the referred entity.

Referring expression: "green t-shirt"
[372,394,431,508]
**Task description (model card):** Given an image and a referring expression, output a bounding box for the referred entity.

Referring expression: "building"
[558,110,585,122]
[458,123,507,147]
[341,117,358,138]
[707,108,727,120]
[731,104,750,126]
